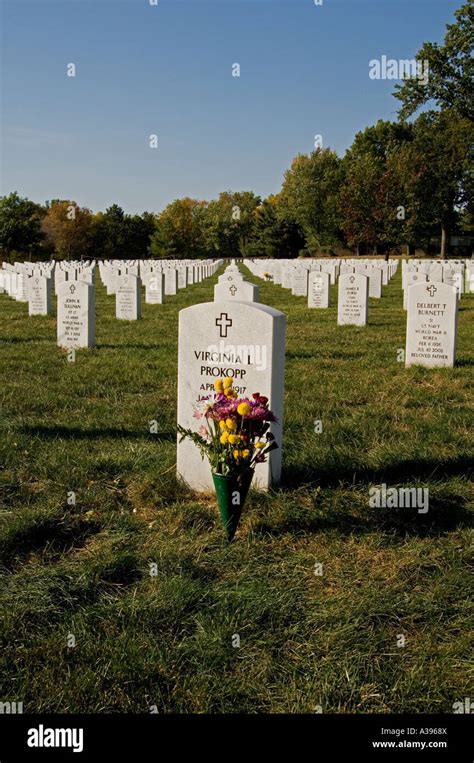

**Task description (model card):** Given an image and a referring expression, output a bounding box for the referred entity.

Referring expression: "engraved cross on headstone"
[215,312,232,337]
[427,284,437,297]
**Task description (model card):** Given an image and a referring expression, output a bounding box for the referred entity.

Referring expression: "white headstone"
[281,268,293,289]
[177,301,286,491]
[337,273,368,326]
[368,268,382,299]
[427,264,443,283]
[272,263,282,284]
[443,268,463,298]
[57,281,95,349]
[116,274,141,320]
[308,271,330,308]
[77,270,94,286]
[104,268,117,295]
[164,269,178,295]
[404,272,427,309]
[406,282,458,367]
[145,272,164,304]
[466,265,474,294]
[321,263,337,285]
[214,279,258,303]
[291,269,308,297]
[16,274,28,302]
[340,263,355,275]
[28,275,52,316]
[10,273,18,298]
[55,268,67,294]
[217,271,245,285]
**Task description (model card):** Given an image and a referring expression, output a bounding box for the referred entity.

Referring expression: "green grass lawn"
[0,264,472,713]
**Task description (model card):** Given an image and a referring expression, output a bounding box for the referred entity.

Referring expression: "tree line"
[1,1,472,262]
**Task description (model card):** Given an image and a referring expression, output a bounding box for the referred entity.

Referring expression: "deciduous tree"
[277,149,343,250]
[0,192,45,261]
[42,200,94,260]
[394,1,474,122]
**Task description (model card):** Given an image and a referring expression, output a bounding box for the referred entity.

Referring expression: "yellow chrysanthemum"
[233,449,240,460]
[242,449,250,459]
[214,379,223,392]
[255,441,265,449]
[223,377,233,389]
[220,432,229,444]
[219,419,226,430]
[228,434,239,445]
[237,402,251,416]
[226,418,236,430]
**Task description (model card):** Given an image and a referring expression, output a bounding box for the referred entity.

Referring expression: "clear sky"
[1,0,460,214]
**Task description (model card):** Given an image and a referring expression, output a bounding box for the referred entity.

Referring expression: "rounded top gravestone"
[405,282,458,368]
[308,270,330,308]
[214,278,259,303]
[57,280,95,349]
[337,273,369,326]
[177,300,286,492]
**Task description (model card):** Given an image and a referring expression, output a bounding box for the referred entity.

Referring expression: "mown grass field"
[0,262,473,713]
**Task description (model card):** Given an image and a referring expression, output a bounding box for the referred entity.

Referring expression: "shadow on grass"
[17,425,175,442]
[285,351,313,360]
[248,454,474,539]
[0,515,102,569]
[286,350,365,361]
[281,454,473,490]
[95,343,164,351]
[324,350,365,360]
[368,322,403,327]
[250,490,472,540]
[0,336,52,344]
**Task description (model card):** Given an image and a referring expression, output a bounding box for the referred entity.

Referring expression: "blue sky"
[1,0,459,214]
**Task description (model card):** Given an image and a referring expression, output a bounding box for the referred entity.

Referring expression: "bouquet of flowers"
[178,376,278,540]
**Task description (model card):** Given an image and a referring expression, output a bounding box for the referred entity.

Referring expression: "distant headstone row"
[243,256,473,368]
[244,256,398,327]
[0,261,54,312]
[1,256,471,373]
[0,258,223,349]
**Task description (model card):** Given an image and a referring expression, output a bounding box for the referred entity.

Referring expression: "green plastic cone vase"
[212,469,254,542]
